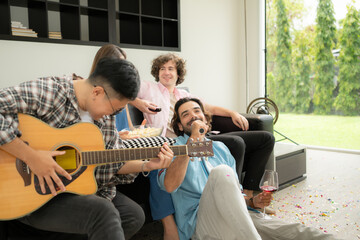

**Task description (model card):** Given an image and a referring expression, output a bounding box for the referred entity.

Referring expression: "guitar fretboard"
[81,145,187,165]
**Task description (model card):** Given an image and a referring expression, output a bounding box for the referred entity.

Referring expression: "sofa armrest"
[211,114,273,133]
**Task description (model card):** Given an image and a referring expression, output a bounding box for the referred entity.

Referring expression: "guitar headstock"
[187,139,214,158]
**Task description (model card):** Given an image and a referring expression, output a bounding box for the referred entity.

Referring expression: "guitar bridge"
[15,140,32,186]
[16,158,31,186]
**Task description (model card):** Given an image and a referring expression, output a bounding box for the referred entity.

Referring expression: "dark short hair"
[171,97,212,136]
[89,57,140,100]
[151,53,186,85]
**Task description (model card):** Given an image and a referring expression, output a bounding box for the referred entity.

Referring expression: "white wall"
[0,0,263,113]
[246,0,265,104]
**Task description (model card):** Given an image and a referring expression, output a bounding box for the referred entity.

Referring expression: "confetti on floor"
[131,148,360,240]
[272,149,360,240]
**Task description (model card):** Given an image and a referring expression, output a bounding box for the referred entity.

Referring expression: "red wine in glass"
[260,185,278,193]
[259,170,279,219]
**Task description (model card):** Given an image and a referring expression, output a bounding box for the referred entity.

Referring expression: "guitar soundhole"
[54,146,80,174]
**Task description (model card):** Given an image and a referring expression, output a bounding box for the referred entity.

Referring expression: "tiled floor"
[132,148,360,240]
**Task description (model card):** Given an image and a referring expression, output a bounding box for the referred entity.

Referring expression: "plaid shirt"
[0,76,137,201]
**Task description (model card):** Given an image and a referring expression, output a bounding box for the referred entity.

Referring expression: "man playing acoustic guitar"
[0,57,174,240]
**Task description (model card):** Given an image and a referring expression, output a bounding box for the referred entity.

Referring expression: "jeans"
[19,191,145,240]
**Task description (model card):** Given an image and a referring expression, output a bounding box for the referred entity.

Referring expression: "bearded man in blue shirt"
[157,97,339,240]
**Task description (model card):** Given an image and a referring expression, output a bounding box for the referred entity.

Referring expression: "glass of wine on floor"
[259,169,278,219]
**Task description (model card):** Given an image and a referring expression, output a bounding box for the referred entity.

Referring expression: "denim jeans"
[19,191,145,240]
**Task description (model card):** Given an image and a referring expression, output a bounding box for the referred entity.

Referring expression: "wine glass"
[259,169,279,219]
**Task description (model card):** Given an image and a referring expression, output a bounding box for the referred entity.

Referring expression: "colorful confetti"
[270,148,360,240]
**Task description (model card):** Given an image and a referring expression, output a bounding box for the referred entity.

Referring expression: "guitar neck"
[81,145,187,165]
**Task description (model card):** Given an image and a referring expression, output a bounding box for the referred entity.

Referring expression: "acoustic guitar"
[0,114,214,220]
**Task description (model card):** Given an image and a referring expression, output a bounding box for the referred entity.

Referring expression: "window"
[265,0,360,150]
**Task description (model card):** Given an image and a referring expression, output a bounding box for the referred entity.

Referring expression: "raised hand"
[189,120,208,141]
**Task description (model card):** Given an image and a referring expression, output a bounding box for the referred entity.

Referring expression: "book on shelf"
[11,21,22,27]
[12,32,38,38]
[12,27,36,33]
[49,36,62,39]
[11,21,26,29]
[11,21,38,38]
[49,31,62,39]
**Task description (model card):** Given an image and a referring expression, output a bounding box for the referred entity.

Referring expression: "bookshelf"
[0,0,180,50]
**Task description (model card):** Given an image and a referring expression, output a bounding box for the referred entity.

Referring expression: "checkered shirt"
[0,76,137,201]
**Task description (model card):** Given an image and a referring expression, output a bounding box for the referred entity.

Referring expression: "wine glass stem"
[263,207,266,218]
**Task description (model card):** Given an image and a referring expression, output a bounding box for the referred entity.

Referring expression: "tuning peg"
[191,152,198,157]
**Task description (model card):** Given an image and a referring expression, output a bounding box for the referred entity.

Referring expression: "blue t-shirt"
[157,135,238,240]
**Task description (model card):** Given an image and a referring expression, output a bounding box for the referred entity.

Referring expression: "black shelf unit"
[141,17,162,46]
[117,0,180,49]
[141,0,161,17]
[119,13,140,45]
[0,0,180,50]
